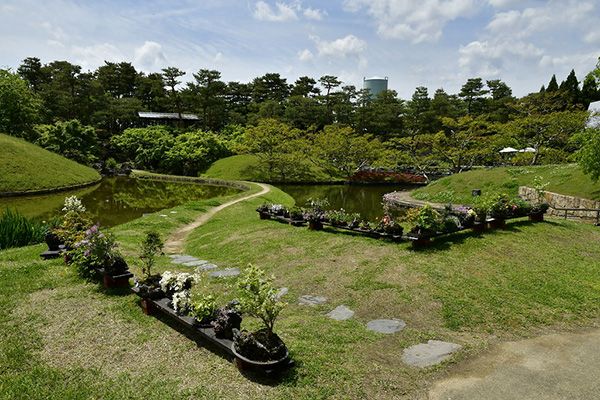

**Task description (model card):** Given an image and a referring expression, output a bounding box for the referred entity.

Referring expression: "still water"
[275,184,417,221]
[0,177,240,227]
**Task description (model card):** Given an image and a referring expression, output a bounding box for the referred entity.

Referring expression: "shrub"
[375,215,404,235]
[0,208,46,249]
[236,264,285,336]
[191,294,218,323]
[52,196,92,247]
[139,231,163,281]
[70,225,122,280]
[406,205,443,236]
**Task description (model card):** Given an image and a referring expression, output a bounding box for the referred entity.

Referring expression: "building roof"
[137,112,199,121]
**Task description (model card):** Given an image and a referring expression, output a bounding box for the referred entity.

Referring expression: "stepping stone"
[196,263,218,271]
[366,319,406,334]
[298,295,327,306]
[160,214,168,217]
[401,340,462,368]
[209,268,240,278]
[170,211,177,214]
[275,287,288,300]
[327,305,354,321]
[182,260,209,267]
[170,255,199,264]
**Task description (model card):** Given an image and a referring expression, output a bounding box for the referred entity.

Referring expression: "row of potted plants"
[257,193,550,246]
[134,248,291,371]
[43,196,133,288]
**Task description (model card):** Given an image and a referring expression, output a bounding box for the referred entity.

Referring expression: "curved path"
[164,183,271,254]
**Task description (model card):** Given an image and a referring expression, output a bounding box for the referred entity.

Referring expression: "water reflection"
[0,177,239,227]
[276,184,417,221]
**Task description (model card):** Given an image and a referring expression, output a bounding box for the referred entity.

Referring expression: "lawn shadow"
[237,358,299,386]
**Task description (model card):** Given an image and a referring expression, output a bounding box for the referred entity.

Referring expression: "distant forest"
[1,56,599,180]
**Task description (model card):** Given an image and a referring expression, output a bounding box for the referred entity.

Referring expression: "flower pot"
[140,298,153,315]
[411,237,432,248]
[308,221,323,231]
[44,232,63,251]
[231,343,290,373]
[529,212,544,222]
[472,222,486,234]
[259,212,271,220]
[488,218,506,230]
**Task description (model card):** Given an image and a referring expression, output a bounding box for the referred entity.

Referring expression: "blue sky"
[1,0,599,98]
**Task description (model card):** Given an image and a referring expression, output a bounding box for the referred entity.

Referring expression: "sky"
[0,0,599,98]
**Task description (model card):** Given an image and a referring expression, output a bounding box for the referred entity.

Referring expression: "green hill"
[0,133,100,193]
[412,164,600,204]
[203,154,338,183]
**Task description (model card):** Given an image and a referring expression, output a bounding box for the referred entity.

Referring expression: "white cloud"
[134,41,167,70]
[303,7,326,20]
[72,43,125,71]
[487,0,520,8]
[214,52,223,62]
[312,34,366,57]
[253,1,298,22]
[459,39,544,77]
[40,21,68,42]
[298,48,314,61]
[584,30,600,44]
[344,0,479,43]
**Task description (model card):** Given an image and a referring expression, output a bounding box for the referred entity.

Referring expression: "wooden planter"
[103,271,133,289]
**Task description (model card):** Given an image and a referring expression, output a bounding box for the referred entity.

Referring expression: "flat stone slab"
[402,340,462,368]
[209,268,240,278]
[327,305,354,321]
[170,255,199,264]
[182,260,209,267]
[276,287,288,300]
[196,263,218,271]
[366,319,406,334]
[298,295,327,306]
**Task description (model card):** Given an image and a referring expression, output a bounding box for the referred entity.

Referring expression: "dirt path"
[164,183,270,254]
[427,327,600,400]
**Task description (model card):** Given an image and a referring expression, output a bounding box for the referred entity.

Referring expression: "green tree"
[559,69,581,106]
[35,119,98,165]
[185,69,227,131]
[312,124,383,178]
[17,57,45,92]
[251,73,290,103]
[39,60,81,121]
[574,128,600,181]
[96,61,138,98]
[0,69,42,139]
[164,130,230,176]
[459,78,489,115]
[291,76,320,97]
[111,126,175,171]
[547,74,559,92]
[136,72,167,111]
[161,67,185,113]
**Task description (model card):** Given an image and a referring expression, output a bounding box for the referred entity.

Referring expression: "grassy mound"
[412,164,600,204]
[203,154,338,183]
[0,133,100,193]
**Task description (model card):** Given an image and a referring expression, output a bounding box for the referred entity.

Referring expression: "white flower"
[172,290,191,314]
[62,196,86,213]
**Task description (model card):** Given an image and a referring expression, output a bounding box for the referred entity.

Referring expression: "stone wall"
[518,186,600,222]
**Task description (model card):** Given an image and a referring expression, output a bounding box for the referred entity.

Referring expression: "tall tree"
[17,57,45,92]
[559,69,580,106]
[251,73,290,103]
[459,78,488,115]
[546,74,559,92]
[96,61,138,98]
[188,69,227,131]
[291,76,320,97]
[161,67,185,114]
[0,69,42,139]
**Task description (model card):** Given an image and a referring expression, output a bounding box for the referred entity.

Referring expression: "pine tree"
[547,75,559,92]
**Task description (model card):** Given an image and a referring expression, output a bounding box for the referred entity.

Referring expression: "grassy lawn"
[412,164,600,205]
[0,133,100,193]
[203,154,340,183]
[1,182,600,398]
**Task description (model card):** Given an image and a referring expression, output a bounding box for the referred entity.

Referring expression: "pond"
[0,177,240,227]
[276,184,418,221]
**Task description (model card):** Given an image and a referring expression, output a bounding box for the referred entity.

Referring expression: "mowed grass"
[412,164,600,204]
[203,154,339,183]
[0,133,100,193]
[1,183,600,399]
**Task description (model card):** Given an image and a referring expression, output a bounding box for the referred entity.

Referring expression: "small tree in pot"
[136,231,164,299]
[233,265,288,367]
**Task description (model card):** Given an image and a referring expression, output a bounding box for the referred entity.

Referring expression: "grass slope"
[2,181,599,399]
[0,133,100,193]
[413,164,600,205]
[203,154,339,183]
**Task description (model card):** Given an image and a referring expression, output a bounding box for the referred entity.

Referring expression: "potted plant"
[376,215,404,238]
[406,205,442,246]
[471,196,490,233]
[232,265,289,372]
[191,294,218,327]
[212,301,242,340]
[256,203,272,220]
[159,271,196,299]
[288,207,304,226]
[135,231,165,314]
[327,209,348,227]
[103,255,132,289]
[488,193,512,229]
[529,202,549,222]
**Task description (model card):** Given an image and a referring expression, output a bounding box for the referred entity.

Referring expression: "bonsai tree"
[234,264,287,362]
[139,231,164,282]
[237,264,285,336]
